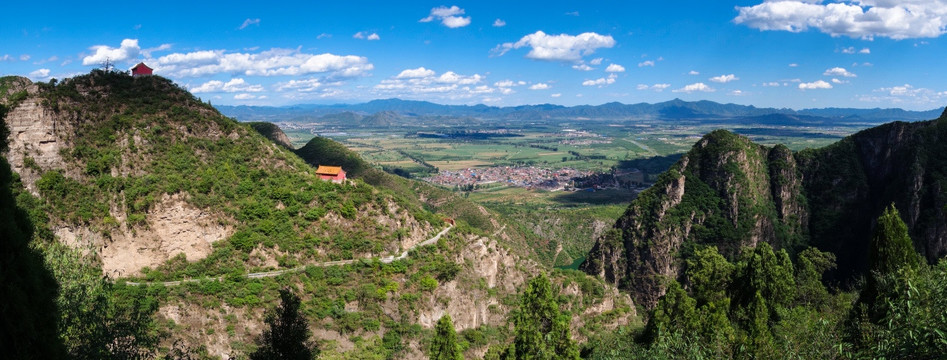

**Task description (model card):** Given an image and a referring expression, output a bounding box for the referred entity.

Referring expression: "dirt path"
[125,225,453,287]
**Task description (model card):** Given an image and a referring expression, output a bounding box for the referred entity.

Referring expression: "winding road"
[125,225,453,287]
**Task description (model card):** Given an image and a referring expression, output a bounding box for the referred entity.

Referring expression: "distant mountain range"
[216,98,943,123]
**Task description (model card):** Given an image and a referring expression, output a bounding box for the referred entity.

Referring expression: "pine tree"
[510,274,579,360]
[429,314,462,360]
[861,204,922,321]
[250,288,317,360]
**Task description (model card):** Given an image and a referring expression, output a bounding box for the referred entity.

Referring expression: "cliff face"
[584,114,947,308]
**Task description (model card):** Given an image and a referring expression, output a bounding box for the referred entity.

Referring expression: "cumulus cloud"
[582,74,618,87]
[151,48,373,78]
[824,67,856,77]
[688,70,700,75]
[605,64,625,72]
[420,5,471,28]
[729,90,745,96]
[493,19,506,27]
[860,47,871,54]
[529,83,551,90]
[638,60,655,67]
[589,58,603,65]
[551,93,562,98]
[673,82,715,93]
[789,63,799,67]
[572,63,593,71]
[82,39,141,65]
[799,80,833,89]
[28,68,51,79]
[190,78,264,93]
[637,83,671,92]
[763,81,782,87]
[375,68,493,101]
[493,31,615,62]
[710,74,739,83]
[20,54,30,61]
[239,18,260,30]
[234,93,264,100]
[276,78,324,92]
[734,1,947,40]
[396,67,436,79]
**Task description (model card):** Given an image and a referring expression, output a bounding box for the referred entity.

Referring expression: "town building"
[315,165,346,183]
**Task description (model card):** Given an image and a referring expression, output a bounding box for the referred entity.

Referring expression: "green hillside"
[1,71,632,359]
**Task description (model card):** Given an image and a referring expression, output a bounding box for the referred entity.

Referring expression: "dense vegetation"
[582,208,946,358]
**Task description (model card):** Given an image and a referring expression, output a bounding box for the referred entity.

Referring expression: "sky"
[2,1,946,110]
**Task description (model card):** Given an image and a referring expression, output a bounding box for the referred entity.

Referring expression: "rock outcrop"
[584,117,947,308]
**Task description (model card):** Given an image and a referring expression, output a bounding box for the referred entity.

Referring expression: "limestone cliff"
[584,113,947,308]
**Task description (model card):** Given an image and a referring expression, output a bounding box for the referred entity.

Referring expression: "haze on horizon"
[2,0,946,110]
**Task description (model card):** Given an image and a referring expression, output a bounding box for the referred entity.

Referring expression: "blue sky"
[2,1,946,110]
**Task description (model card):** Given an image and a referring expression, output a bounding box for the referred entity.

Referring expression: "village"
[421,165,649,192]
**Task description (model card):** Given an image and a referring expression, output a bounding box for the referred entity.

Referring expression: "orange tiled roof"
[315,165,343,175]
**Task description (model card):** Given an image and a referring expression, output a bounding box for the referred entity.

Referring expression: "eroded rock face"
[56,193,233,277]
[4,98,77,195]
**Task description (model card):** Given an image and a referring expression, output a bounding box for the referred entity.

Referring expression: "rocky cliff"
[583,112,947,308]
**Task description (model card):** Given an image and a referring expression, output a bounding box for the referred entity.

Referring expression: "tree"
[860,205,922,321]
[250,288,317,360]
[429,314,462,360]
[510,274,579,360]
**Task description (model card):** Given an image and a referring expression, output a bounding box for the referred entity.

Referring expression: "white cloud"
[842,47,856,54]
[729,90,745,96]
[572,63,594,71]
[141,43,172,58]
[317,33,331,39]
[0,54,12,61]
[82,39,140,65]
[494,80,525,87]
[276,78,323,92]
[396,67,436,79]
[20,54,30,61]
[734,1,947,40]
[605,64,626,72]
[824,67,856,77]
[860,84,947,105]
[637,83,671,92]
[710,74,739,83]
[763,81,782,87]
[551,93,562,98]
[420,6,471,28]
[352,32,379,40]
[673,82,715,93]
[688,70,700,75]
[530,83,551,90]
[234,93,260,100]
[190,78,264,93]
[589,58,603,65]
[493,31,615,62]
[860,47,871,54]
[493,19,506,27]
[638,60,654,67]
[789,63,799,67]
[239,18,260,30]
[375,68,492,101]
[151,48,373,78]
[831,78,850,84]
[799,80,833,89]
[582,74,617,87]
[28,68,50,79]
